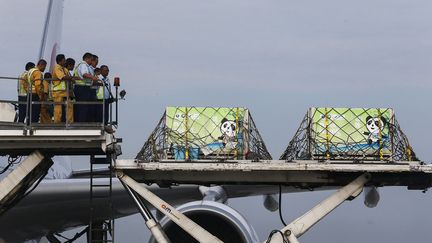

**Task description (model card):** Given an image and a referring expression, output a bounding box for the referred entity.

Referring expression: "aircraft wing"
[0,176,301,242]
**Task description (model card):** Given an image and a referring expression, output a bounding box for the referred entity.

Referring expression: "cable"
[0,156,22,175]
[0,157,50,216]
[279,184,287,226]
[266,230,289,243]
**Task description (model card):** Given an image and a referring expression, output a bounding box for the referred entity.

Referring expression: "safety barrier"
[0,75,121,130]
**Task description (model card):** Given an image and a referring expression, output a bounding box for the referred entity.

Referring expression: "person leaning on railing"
[27,59,47,123]
[96,65,112,125]
[73,53,99,123]
[17,62,35,123]
[52,54,76,123]
[89,54,99,122]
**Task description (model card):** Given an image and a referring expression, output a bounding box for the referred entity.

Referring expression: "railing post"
[115,85,118,125]
[109,84,112,125]
[28,83,33,129]
[66,80,70,128]
[102,82,105,126]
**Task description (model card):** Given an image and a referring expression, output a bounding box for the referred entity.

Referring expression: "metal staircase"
[89,154,115,243]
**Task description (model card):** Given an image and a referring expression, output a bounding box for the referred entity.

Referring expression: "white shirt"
[99,75,111,99]
[77,62,92,79]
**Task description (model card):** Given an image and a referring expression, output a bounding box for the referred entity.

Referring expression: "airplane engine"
[364,186,380,208]
[150,200,259,243]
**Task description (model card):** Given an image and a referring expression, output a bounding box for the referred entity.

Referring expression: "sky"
[1,0,432,242]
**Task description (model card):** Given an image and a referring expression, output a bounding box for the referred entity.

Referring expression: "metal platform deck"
[0,123,117,156]
[115,160,432,190]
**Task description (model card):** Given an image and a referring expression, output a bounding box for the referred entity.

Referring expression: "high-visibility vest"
[74,62,92,86]
[51,66,67,92]
[96,86,104,100]
[96,77,109,100]
[51,80,66,91]
[18,71,29,96]
[27,68,39,94]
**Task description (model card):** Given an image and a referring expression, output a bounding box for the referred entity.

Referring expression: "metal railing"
[0,75,120,131]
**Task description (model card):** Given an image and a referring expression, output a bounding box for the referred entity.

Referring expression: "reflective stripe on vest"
[51,80,66,91]
[96,85,104,100]
[74,62,92,86]
[51,64,67,92]
[18,71,29,96]
[27,68,39,93]
[51,79,66,92]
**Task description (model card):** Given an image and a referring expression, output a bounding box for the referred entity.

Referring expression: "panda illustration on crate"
[218,118,237,147]
[363,116,388,145]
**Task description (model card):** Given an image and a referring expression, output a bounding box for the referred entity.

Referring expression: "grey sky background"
[1,0,432,242]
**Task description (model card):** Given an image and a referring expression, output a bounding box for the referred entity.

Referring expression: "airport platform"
[115,159,432,190]
[0,122,117,156]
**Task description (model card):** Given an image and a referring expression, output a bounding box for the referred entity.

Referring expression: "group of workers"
[17,52,113,125]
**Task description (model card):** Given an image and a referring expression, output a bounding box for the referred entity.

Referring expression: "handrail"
[0,75,119,131]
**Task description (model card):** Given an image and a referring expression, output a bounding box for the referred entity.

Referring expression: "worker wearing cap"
[40,72,52,124]
[73,52,99,122]
[52,54,75,123]
[27,59,47,123]
[17,62,35,123]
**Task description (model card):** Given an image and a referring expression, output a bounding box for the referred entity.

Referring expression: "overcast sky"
[1,0,432,242]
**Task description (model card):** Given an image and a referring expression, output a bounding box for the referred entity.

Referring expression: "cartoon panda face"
[220,118,236,138]
[175,113,186,120]
[366,116,386,134]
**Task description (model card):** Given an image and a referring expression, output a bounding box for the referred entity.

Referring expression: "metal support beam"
[120,180,170,243]
[268,173,370,243]
[116,171,223,243]
[0,151,52,216]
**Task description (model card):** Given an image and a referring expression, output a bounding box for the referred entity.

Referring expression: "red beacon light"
[114,77,120,87]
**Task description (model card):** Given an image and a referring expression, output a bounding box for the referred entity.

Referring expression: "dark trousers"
[18,95,27,123]
[95,99,109,124]
[74,85,92,122]
[103,100,109,125]
[30,94,40,123]
[89,88,97,122]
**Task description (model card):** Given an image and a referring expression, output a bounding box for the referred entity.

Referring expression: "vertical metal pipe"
[102,91,105,126]
[28,83,33,128]
[66,80,69,128]
[109,84,112,125]
[115,86,118,125]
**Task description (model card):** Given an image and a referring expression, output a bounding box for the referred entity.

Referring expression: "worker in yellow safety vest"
[17,62,35,123]
[27,59,47,123]
[65,58,76,100]
[52,54,76,123]
[40,72,52,124]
